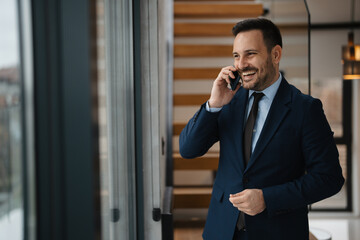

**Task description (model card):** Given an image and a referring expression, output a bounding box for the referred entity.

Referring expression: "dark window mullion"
[343,80,352,211]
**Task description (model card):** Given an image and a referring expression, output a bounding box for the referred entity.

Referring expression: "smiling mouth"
[241,70,257,80]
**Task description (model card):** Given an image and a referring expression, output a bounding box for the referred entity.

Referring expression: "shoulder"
[284,79,322,109]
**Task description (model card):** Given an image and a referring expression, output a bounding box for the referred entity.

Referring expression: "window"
[0,1,24,239]
[282,27,353,211]
[309,29,355,211]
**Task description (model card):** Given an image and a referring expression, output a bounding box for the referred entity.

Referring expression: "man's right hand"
[208,66,241,108]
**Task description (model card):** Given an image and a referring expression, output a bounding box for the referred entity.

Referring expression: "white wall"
[352,80,360,216]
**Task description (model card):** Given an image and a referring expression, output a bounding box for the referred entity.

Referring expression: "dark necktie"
[243,92,264,165]
[237,92,264,231]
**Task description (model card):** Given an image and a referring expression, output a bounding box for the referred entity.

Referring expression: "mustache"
[239,67,258,73]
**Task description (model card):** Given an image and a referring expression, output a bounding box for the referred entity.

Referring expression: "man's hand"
[229,189,266,216]
[208,66,241,108]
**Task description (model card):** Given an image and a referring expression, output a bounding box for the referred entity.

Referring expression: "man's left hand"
[229,189,266,216]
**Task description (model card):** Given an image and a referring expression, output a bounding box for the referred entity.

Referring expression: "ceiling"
[262,0,360,24]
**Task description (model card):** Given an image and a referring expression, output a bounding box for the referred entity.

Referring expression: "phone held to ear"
[229,71,241,91]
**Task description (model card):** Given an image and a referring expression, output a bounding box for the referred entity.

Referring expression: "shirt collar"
[248,72,282,102]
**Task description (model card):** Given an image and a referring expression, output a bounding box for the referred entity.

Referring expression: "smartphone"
[229,71,241,91]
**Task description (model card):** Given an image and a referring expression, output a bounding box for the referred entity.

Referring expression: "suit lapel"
[245,78,292,172]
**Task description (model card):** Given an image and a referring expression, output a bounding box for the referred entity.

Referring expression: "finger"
[229,196,240,206]
[223,65,236,72]
[214,75,230,88]
[228,70,235,80]
[230,192,240,197]
[221,74,232,86]
[216,70,230,83]
[229,194,239,202]
[221,66,236,78]
[228,66,237,78]
[229,196,245,206]
[229,195,238,202]
[230,191,245,197]
[229,191,245,201]
[233,202,247,211]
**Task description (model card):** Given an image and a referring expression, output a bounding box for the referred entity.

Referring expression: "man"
[179,18,344,240]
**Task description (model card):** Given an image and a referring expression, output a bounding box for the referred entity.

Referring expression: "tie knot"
[252,92,264,103]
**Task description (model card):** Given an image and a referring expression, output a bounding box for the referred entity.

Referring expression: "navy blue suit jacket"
[179,78,344,240]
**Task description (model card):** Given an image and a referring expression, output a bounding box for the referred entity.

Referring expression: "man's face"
[232,30,279,91]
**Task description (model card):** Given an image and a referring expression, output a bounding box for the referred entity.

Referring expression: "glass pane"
[97,0,138,237]
[310,30,348,137]
[0,0,24,239]
[266,0,310,95]
[94,0,110,239]
[311,78,343,137]
[311,144,347,209]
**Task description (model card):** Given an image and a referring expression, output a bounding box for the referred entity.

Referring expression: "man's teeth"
[242,71,256,76]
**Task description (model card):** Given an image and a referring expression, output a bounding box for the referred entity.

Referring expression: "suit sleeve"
[262,98,345,216]
[179,103,220,159]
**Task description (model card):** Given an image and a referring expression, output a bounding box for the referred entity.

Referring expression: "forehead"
[233,30,266,52]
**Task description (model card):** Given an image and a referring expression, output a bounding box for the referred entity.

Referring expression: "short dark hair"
[232,18,283,52]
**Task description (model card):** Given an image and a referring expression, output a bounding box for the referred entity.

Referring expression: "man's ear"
[272,45,282,64]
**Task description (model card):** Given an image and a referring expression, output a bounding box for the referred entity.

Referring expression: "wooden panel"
[174,220,206,228]
[174,194,211,208]
[174,188,212,208]
[173,153,219,170]
[174,23,307,37]
[173,123,186,135]
[174,44,232,57]
[175,43,308,58]
[174,227,204,240]
[175,23,234,37]
[174,3,264,18]
[174,68,220,80]
[174,94,210,106]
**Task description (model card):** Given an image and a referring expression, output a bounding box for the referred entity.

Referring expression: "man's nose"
[235,57,249,70]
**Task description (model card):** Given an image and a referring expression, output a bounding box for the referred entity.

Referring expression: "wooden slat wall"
[173,189,212,208]
[174,44,308,58]
[174,23,308,37]
[174,94,210,106]
[172,0,266,212]
[174,195,211,208]
[173,154,219,170]
[173,123,186,135]
[174,44,233,57]
[174,3,264,18]
[174,67,220,80]
[175,23,235,37]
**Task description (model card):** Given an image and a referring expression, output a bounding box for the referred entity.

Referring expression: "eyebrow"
[232,49,259,55]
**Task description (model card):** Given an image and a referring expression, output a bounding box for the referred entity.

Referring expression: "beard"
[241,56,277,91]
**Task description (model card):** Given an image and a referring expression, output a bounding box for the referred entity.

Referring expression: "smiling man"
[179,18,344,240]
